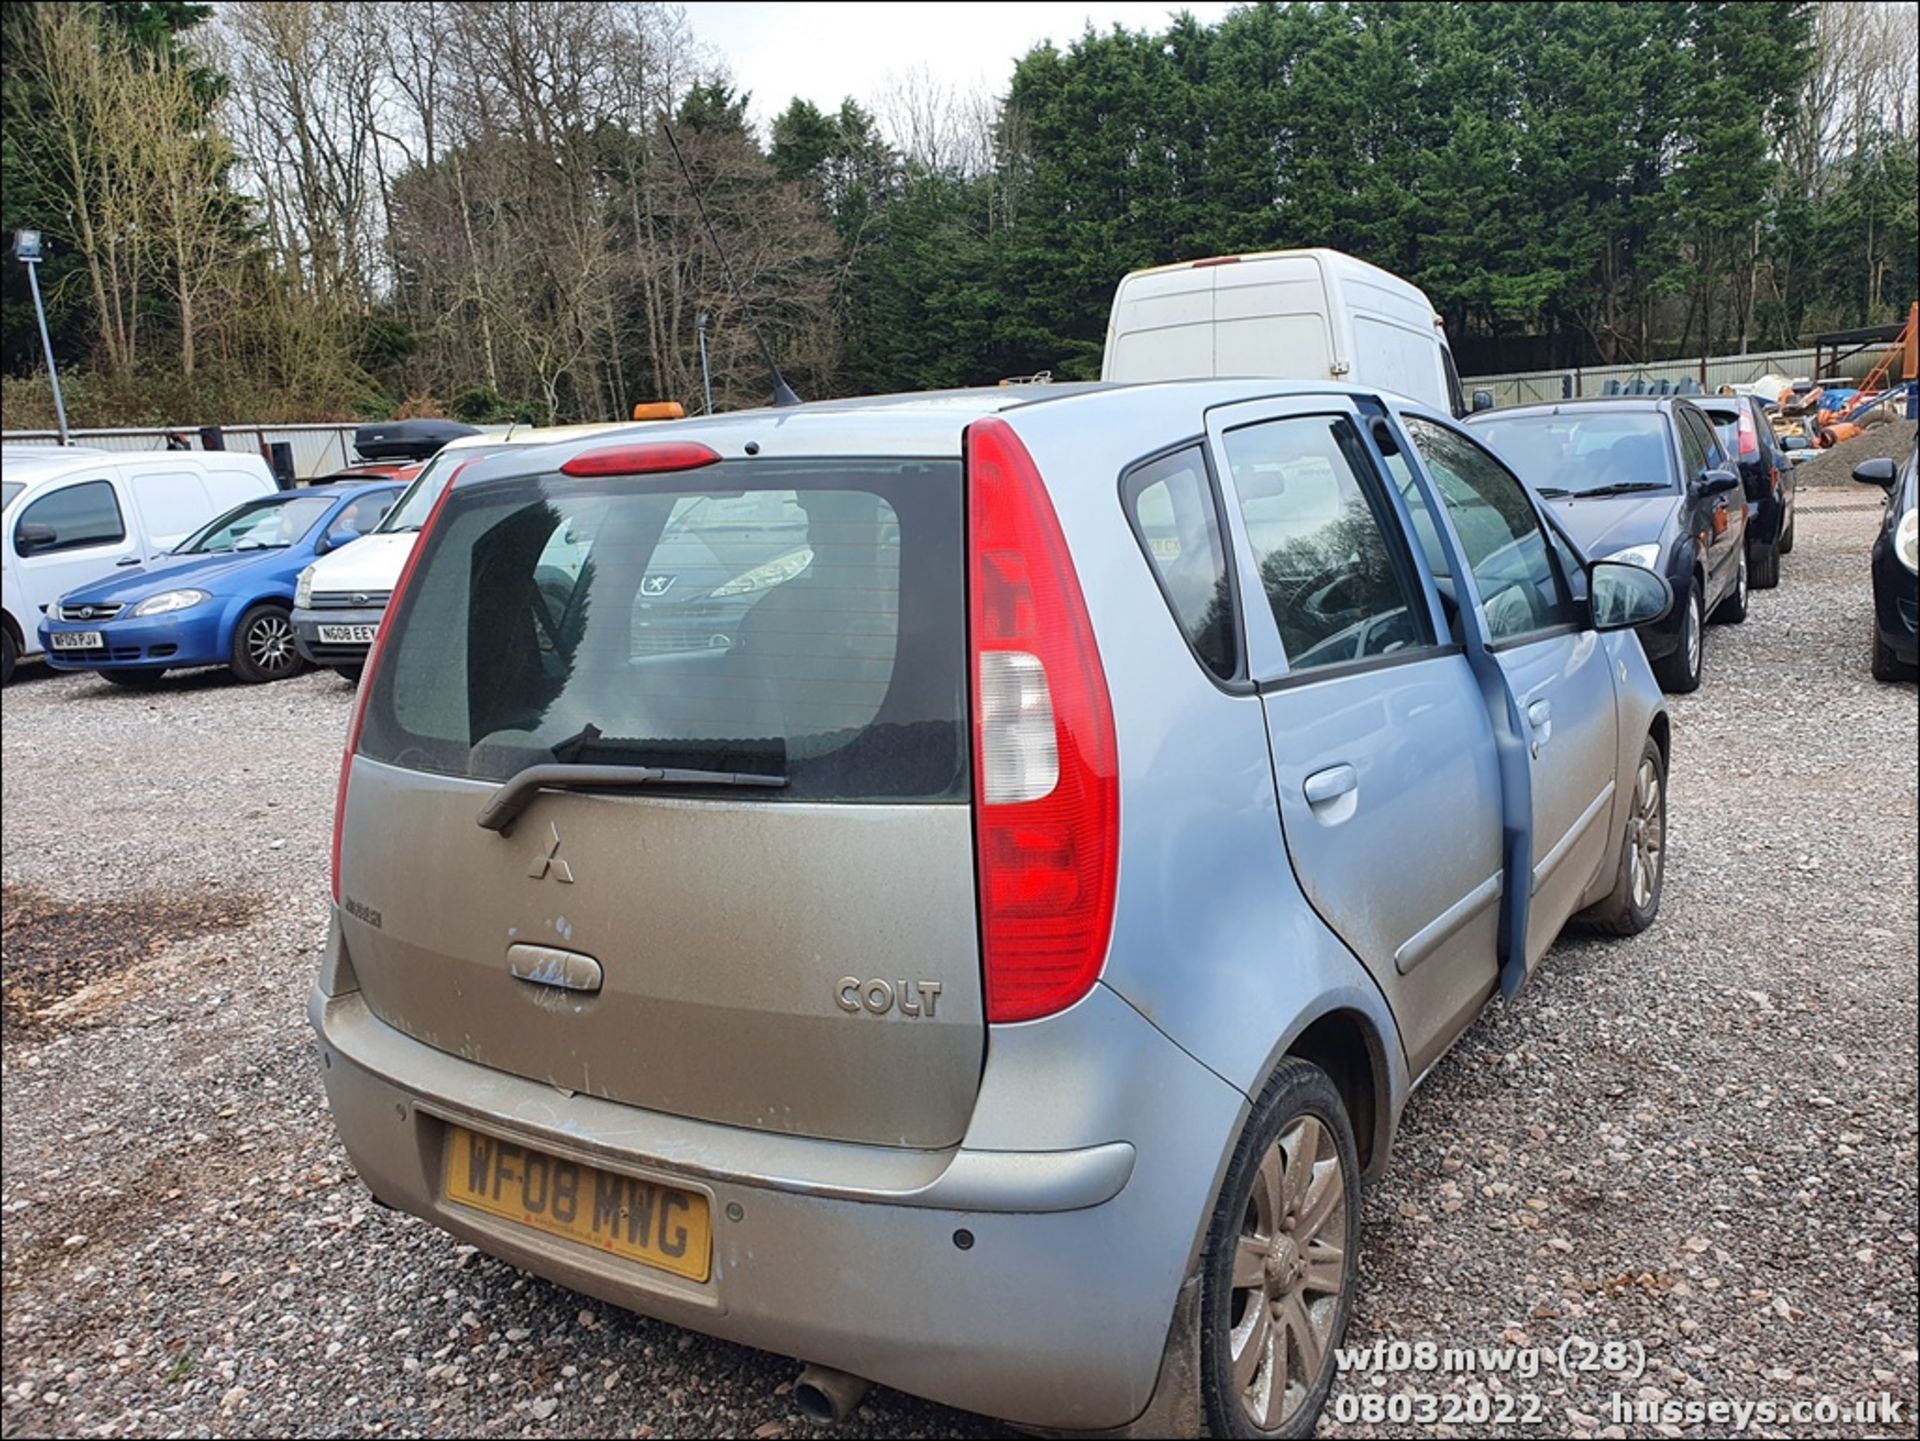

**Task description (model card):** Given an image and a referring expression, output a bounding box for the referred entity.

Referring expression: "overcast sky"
[683,2,1237,133]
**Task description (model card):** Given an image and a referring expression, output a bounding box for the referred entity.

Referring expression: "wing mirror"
[1692,468,1741,499]
[1470,388,1495,414]
[1852,457,1897,488]
[1589,560,1673,632]
[14,522,57,554]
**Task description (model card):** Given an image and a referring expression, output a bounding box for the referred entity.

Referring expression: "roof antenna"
[660,112,801,408]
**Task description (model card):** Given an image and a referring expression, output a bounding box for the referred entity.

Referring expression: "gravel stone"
[2,491,1914,1438]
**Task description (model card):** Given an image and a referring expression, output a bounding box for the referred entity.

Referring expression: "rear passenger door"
[1399,417,1617,972]
[1678,404,1743,596]
[1206,397,1505,1078]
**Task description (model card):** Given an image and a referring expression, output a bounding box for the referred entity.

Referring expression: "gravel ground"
[3,492,1914,1439]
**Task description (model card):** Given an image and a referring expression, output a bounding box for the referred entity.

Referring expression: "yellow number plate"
[443,1125,711,1282]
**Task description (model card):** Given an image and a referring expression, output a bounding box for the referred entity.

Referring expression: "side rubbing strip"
[1395,872,1504,975]
[1531,781,1616,896]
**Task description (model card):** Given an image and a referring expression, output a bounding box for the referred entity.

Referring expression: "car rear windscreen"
[357,459,969,802]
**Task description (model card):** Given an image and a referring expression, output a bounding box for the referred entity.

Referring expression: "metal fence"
[0,422,509,479]
[1463,347,1836,408]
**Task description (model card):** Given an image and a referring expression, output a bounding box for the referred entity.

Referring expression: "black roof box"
[352,418,481,462]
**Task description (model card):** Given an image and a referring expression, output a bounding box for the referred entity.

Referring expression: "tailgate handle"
[507,944,603,995]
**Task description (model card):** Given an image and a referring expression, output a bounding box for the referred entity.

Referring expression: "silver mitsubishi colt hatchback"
[313,381,1674,1437]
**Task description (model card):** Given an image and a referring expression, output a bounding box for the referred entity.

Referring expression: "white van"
[1,446,276,683]
[1101,248,1470,416]
[291,422,628,677]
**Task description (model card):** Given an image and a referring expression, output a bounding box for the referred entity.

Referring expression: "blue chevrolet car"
[38,481,402,687]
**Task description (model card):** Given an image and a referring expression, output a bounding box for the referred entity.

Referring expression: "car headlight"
[712,546,814,598]
[127,589,210,618]
[1898,509,1918,574]
[295,565,315,608]
[1604,543,1661,570]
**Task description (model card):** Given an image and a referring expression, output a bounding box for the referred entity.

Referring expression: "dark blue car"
[38,481,402,687]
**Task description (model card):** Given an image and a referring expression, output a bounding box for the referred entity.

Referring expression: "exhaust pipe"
[792,1365,871,1425]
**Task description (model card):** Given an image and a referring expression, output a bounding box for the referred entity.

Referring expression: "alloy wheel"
[1626,755,1665,911]
[1228,1115,1348,1431]
[248,613,298,676]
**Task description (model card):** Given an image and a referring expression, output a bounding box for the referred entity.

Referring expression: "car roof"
[1471,396,1689,420]
[289,479,407,499]
[455,379,1398,483]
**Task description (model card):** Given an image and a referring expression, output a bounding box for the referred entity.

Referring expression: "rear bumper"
[37,609,224,670]
[311,927,1245,1431]
[291,604,383,667]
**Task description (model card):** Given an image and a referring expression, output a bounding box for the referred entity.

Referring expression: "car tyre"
[1652,587,1704,694]
[1713,550,1749,623]
[1871,629,1917,683]
[332,664,365,685]
[230,603,304,684]
[98,670,168,689]
[1578,734,1667,936]
[1,626,15,686]
[1199,1058,1360,1439]
[1749,537,1780,590]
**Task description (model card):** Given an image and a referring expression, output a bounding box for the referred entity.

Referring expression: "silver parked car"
[312,382,1674,1437]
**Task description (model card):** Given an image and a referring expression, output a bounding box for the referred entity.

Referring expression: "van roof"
[0,445,270,485]
[1116,247,1426,293]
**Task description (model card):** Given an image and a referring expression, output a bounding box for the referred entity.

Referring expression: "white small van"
[2,446,277,683]
[1102,248,1471,416]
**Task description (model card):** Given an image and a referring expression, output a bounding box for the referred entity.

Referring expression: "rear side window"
[14,480,125,555]
[1121,446,1238,681]
[1221,414,1434,673]
[1676,410,1711,477]
[360,460,969,802]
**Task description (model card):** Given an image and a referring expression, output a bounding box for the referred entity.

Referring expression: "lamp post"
[13,230,70,445]
[695,311,714,415]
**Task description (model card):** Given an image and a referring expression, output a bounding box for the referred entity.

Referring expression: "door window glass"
[1680,408,1724,470]
[1676,412,1708,478]
[1222,415,1432,673]
[1404,418,1579,643]
[14,480,125,556]
[1122,446,1238,680]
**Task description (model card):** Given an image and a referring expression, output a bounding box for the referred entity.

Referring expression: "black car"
[1466,396,1749,693]
[1855,441,1918,681]
[1698,393,1796,588]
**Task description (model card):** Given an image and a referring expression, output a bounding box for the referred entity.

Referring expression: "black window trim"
[1117,434,1252,695]
[13,478,127,557]
[1400,414,1589,651]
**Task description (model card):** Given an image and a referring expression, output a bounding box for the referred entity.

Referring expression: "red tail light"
[330,464,466,905]
[965,417,1119,1023]
[1737,407,1759,459]
[560,441,720,476]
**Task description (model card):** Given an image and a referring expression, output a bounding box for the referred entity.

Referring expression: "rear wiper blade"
[477,762,788,833]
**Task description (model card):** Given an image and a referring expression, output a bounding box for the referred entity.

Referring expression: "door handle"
[1527,699,1552,754]
[1303,763,1358,807]
[116,557,142,567]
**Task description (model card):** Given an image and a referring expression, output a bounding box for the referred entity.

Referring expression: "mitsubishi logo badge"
[527,822,574,883]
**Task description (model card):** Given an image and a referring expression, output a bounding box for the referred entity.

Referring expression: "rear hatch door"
[338,454,982,1148]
